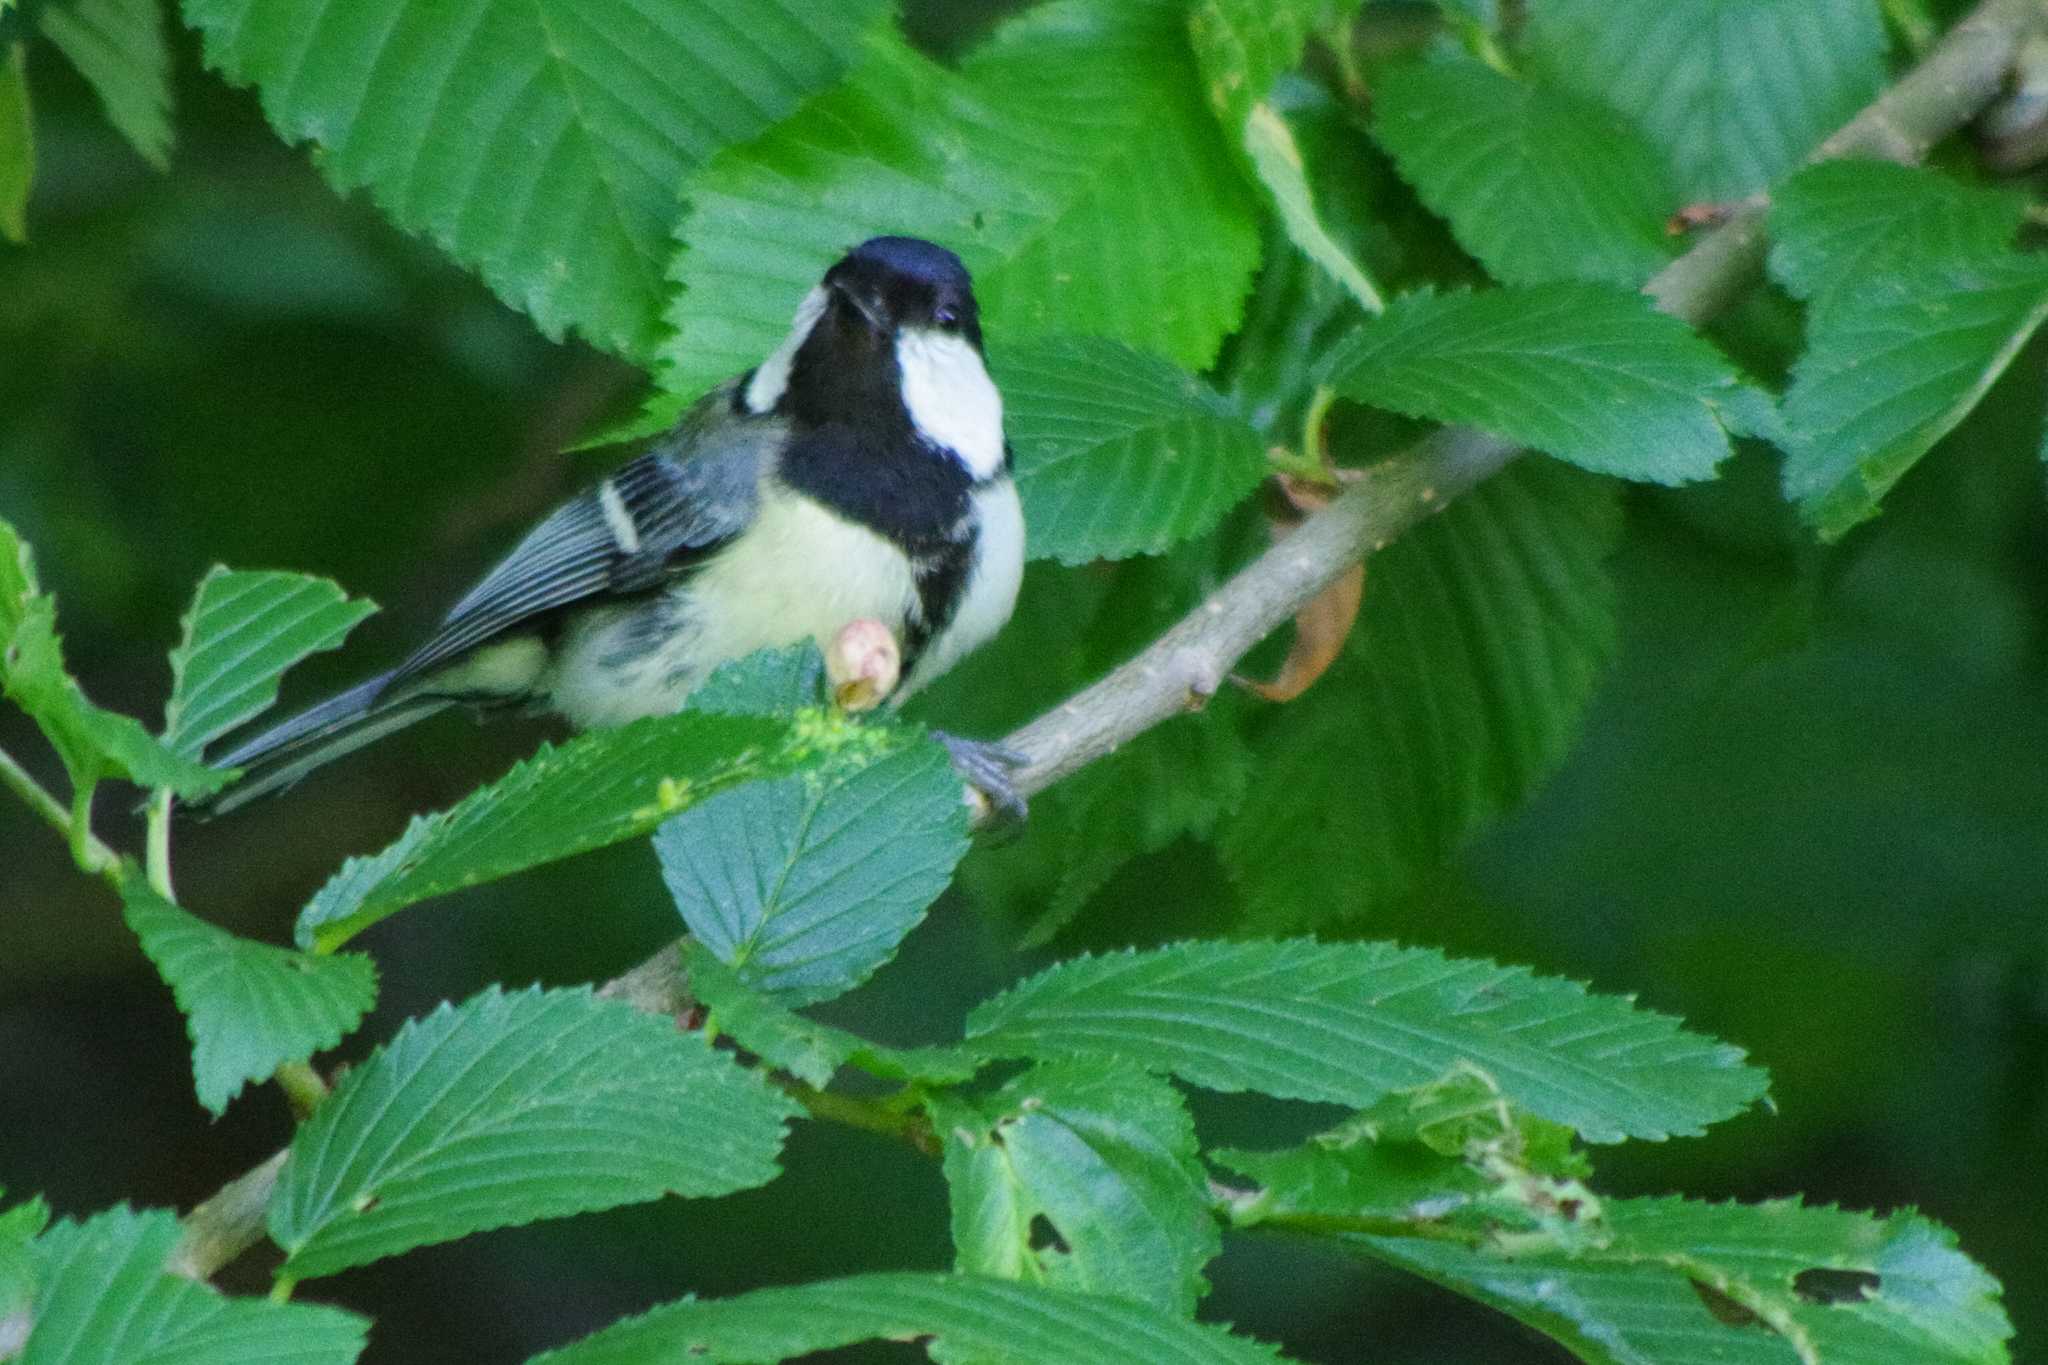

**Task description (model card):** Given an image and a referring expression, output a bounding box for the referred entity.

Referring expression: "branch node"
[1170,648,1223,710]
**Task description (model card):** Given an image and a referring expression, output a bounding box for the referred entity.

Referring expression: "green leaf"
[0,520,29,647]
[121,877,376,1115]
[1219,458,1618,925]
[1185,0,1341,135]
[181,0,887,359]
[1526,0,1888,200]
[294,707,841,951]
[0,1191,50,1327]
[161,568,375,760]
[1213,223,1365,443]
[0,43,30,244]
[966,939,1768,1143]
[1367,1199,2012,1365]
[686,642,826,718]
[1327,284,1769,483]
[1372,58,1676,288]
[1769,162,2048,539]
[38,0,173,171]
[269,986,801,1279]
[658,1,1259,401]
[935,1061,1220,1315]
[528,1272,1292,1365]
[684,945,980,1088]
[1242,101,1384,313]
[1002,335,1268,564]
[27,1207,366,1363]
[1219,1069,1603,1263]
[0,520,227,797]
[1781,257,2048,539]
[970,691,1253,948]
[1033,711,1251,947]
[655,732,969,1006]
[1184,0,1382,311]
[1767,162,2028,304]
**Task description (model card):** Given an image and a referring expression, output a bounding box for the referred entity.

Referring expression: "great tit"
[192,236,1027,817]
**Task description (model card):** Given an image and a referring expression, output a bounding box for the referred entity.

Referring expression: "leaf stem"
[0,741,68,829]
[0,743,123,885]
[1884,0,1940,52]
[274,1061,329,1121]
[780,1079,936,1155]
[69,778,97,875]
[1,740,125,892]
[1301,385,1337,479]
[1229,1203,1494,1247]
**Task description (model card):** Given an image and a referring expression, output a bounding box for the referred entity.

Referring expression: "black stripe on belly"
[903,538,976,672]
[777,423,980,676]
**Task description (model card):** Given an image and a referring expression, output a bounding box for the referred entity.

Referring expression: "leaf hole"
[1793,1267,1881,1305]
[1027,1214,1068,1254]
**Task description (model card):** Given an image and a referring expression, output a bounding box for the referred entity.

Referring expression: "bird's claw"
[933,731,1030,824]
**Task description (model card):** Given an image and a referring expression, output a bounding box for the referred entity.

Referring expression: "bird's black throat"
[779,301,976,554]
[773,272,993,669]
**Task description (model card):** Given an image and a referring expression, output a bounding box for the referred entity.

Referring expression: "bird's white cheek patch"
[897,327,1005,480]
[745,285,829,413]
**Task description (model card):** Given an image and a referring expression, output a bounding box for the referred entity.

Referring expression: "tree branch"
[170,1152,287,1282]
[1002,426,1515,799]
[1645,0,2043,318]
[1019,0,2043,805]
[165,0,2047,1287]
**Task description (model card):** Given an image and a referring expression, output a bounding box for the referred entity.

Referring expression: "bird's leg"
[931,732,1030,824]
[824,618,1026,821]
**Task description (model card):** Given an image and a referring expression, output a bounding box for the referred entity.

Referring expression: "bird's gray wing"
[383,406,770,693]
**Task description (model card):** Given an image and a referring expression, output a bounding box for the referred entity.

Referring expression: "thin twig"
[1,744,122,885]
[169,1152,287,1281]
[162,0,2046,1287]
[0,744,70,838]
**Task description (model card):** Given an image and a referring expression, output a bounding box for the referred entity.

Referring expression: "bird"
[189,236,1028,818]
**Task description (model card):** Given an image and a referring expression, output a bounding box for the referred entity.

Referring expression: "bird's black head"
[747,234,1006,485]
[820,236,984,351]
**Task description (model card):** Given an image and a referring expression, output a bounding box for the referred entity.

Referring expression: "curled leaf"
[1235,475,1365,702]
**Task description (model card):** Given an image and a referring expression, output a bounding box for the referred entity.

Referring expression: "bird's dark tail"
[187,671,450,817]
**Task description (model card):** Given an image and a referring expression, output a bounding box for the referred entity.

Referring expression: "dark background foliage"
[3,2,2045,1361]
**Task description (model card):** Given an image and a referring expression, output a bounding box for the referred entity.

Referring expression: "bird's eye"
[934,306,959,328]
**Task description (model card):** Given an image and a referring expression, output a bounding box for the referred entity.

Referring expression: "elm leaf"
[1003,335,1268,564]
[122,877,375,1115]
[182,0,888,357]
[269,986,801,1279]
[967,938,1767,1143]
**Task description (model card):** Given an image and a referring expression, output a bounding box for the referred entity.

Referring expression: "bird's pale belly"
[543,493,922,728]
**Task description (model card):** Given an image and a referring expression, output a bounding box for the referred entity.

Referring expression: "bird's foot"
[932,731,1030,824]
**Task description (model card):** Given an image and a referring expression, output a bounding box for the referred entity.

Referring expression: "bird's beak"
[832,281,889,334]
